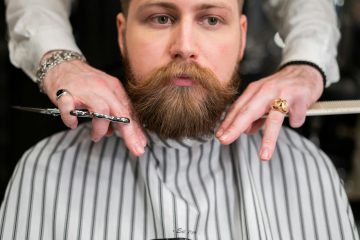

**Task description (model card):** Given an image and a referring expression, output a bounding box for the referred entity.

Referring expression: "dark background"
[0,0,360,229]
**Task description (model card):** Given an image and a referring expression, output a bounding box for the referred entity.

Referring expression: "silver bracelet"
[35,50,86,93]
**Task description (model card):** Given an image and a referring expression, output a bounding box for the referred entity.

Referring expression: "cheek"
[126,35,166,78]
[206,42,240,84]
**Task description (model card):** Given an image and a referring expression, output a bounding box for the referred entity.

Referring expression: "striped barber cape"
[0,123,359,240]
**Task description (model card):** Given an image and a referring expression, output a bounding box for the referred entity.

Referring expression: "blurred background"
[0,0,359,230]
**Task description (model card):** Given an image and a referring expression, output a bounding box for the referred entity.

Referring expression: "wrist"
[280,60,326,88]
[35,50,86,93]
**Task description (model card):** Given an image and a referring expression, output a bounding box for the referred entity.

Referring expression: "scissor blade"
[12,106,130,124]
[12,106,60,115]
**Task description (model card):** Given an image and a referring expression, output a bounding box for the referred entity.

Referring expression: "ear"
[117,13,126,56]
[238,15,247,60]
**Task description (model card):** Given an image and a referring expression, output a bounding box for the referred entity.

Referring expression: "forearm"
[5,0,81,80]
[264,0,340,86]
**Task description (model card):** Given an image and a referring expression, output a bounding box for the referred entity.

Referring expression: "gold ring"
[271,98,289,114]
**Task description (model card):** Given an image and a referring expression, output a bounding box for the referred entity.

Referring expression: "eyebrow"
[194,3,233,12]
[137,2,179,13]
[137,1,233,13]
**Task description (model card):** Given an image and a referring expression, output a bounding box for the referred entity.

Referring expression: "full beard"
[125,59,240,140]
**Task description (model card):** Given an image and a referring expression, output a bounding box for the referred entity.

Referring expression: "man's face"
[117,0,247,139]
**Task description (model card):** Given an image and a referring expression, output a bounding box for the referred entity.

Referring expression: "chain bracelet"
[35,50,86,93]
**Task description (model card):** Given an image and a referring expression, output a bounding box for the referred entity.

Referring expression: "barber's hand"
[43,59,147,156]
[216,64,324,161]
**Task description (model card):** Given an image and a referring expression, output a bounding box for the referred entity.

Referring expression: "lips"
[172,74,195,87]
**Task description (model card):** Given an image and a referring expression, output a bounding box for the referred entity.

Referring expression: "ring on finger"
[271,98,289,114]
[56,89,72,101]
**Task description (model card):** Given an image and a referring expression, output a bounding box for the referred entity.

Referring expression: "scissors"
[13,106,130,124]
[12,100,360,124]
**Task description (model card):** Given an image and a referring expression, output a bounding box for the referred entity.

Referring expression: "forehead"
[128,0,239,14]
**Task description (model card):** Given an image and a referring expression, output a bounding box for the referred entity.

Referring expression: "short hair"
[120,0,130,15]
[120,0,244,16]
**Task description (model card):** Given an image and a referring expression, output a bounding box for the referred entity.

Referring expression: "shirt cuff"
[280,60,327,87]
[280,39,340,87]
[8,28,82,81]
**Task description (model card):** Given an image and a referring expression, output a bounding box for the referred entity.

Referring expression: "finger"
[107,96,146,157]
[79,84,146,156]
[91,119,111,142]
[117,114,147,156]
[244,118,265,135]
[115,118,146,157]
[88,98,111,142]
[106,125,114,137]
[57,92,78,129]
[111,88,147,155]
[119,111,147,148]
[134,119,147,147]
[217,94,272,145]
[288,101,308,128]
[259,110,285,161]
[217,81,261,135]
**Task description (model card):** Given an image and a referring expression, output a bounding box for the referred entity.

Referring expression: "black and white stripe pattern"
[0,123,359,240]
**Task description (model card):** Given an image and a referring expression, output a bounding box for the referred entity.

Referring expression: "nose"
[169,20,198,61]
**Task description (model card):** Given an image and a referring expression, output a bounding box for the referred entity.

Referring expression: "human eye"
[207,16,220,26]
[199,16,224,28]
[149,14,174,26]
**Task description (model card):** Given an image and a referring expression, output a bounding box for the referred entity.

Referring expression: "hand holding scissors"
[39,60,147,157]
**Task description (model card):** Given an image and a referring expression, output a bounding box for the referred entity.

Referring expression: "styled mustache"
[129,61,231,92]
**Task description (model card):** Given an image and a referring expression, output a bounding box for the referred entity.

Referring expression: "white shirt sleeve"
[264,0,341,86]
[5,0,341,86]
[5,0,81,81]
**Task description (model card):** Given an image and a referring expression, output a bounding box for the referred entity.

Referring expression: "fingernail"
[216,129,224,137]
[219,133,228,142]
[135,144,145,156]
[260,148,270,161]
[141,137,147,147]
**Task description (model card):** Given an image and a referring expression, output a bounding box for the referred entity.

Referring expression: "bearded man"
[0,0,358,239]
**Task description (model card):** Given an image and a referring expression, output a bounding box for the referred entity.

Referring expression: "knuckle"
[61,115,76,127]
[112,103,131,117]
[261,80,277,92]
[60,96,74,106]
[247,81,258,91]
[93,104,110,115]
[290,116,305,128]
[226,126,238,137]
[239,106,249,115]
[262,137,275,149]
[93,130,105,139]
[112,83,123,93]
[92,121,109,134]
[225,120,248,138]
[60,107,73,117]
[220,118,231,128]
[268,113,284,125]
[110,76,121,84]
